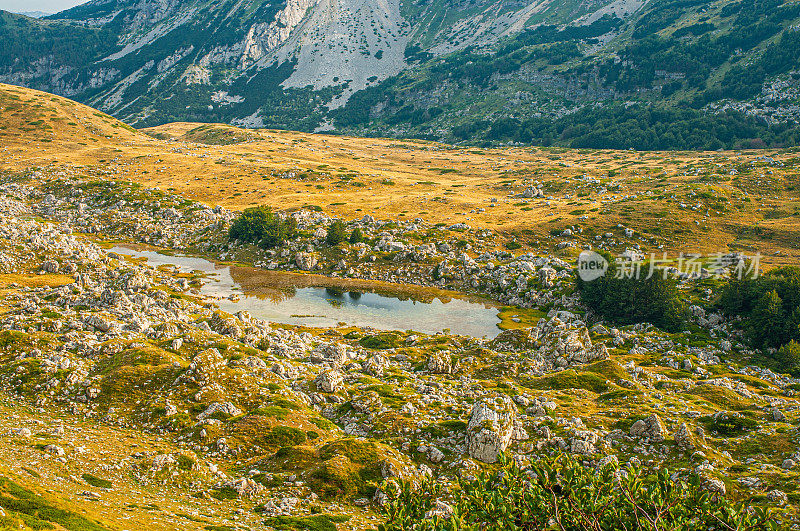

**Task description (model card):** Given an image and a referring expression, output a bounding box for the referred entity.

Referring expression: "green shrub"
[527,368,609,393]
[310,457,364,499]
[319,439,379,468]
[176,454,196,471]
[81,473,112,489]
[777,341,800,375]
[379,453,776,530]
[326,220,347,245]
[576,253,688,332]
[718,266,800,351]
[228,206,296,248]
[262,514,350,531]
[261,426,307,447]
[209,486,238,500]
[700,413,759,436]
[359,333,401,350]
[349,227,364,244]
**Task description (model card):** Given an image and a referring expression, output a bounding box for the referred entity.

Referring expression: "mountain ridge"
[1,0,799,149]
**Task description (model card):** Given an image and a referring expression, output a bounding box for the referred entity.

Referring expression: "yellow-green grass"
[1,83,798,269]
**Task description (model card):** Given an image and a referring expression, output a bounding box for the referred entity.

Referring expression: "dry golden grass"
[0,273,75,289]
[2,83,799,267]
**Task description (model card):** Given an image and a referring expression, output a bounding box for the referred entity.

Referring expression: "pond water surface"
[110,246,503,338]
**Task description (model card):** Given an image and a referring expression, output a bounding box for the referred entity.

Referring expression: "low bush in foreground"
[379,453,775,531]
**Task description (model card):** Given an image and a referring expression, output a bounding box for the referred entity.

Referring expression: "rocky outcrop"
[197,402,242,421]
[315,369,343,393]
[674,422,697,451]
[295,252,318,271]
[310,343,348,366]
[426,351,453,374]
[465,396,517,463]
[630,414,667,443]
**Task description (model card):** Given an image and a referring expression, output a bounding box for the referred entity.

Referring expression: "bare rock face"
[538,266,558,287]
[465,396,517,463]
[43,444,65,457]
[123,271,150,291]
[363,354,388,377]
[768,490,788,504]
[41,259,60,273]
[569,429,599,455]
[315,369,343,393]
[208,312,244,339]
[151,454,176,470]
[11,427,32,438]
[538,316,609,366]
[84,314,115,333]
[222,477,264,498]
[570,343,610,364]
[703,478,726,495]
[630,414,667,443]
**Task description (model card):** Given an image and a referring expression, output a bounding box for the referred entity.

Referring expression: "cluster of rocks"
[15,178,580,310]
[1,177,799,523]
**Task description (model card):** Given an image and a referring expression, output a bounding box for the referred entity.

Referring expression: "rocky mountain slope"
[7,173,799,529]
[4,0,799,148]
[1,77,800,530]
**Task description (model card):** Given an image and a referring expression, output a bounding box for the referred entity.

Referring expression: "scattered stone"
[197,402,242,421]
[465,396,517,463]
[630,414,667,443]
[315,369,344,393]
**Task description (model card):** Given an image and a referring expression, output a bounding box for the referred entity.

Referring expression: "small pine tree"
[718,266,800,350]
[326,220,347,246]
[349,227,364,244]
[777,340,800,373]
[576,253,687,332]
[748,290,785,349]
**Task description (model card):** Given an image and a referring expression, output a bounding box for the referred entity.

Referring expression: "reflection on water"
[109,245,502,337]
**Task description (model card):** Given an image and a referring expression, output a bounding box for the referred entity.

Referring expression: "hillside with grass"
[1,0,798,149]
[0,82,142,144]
[1,83,799,269]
